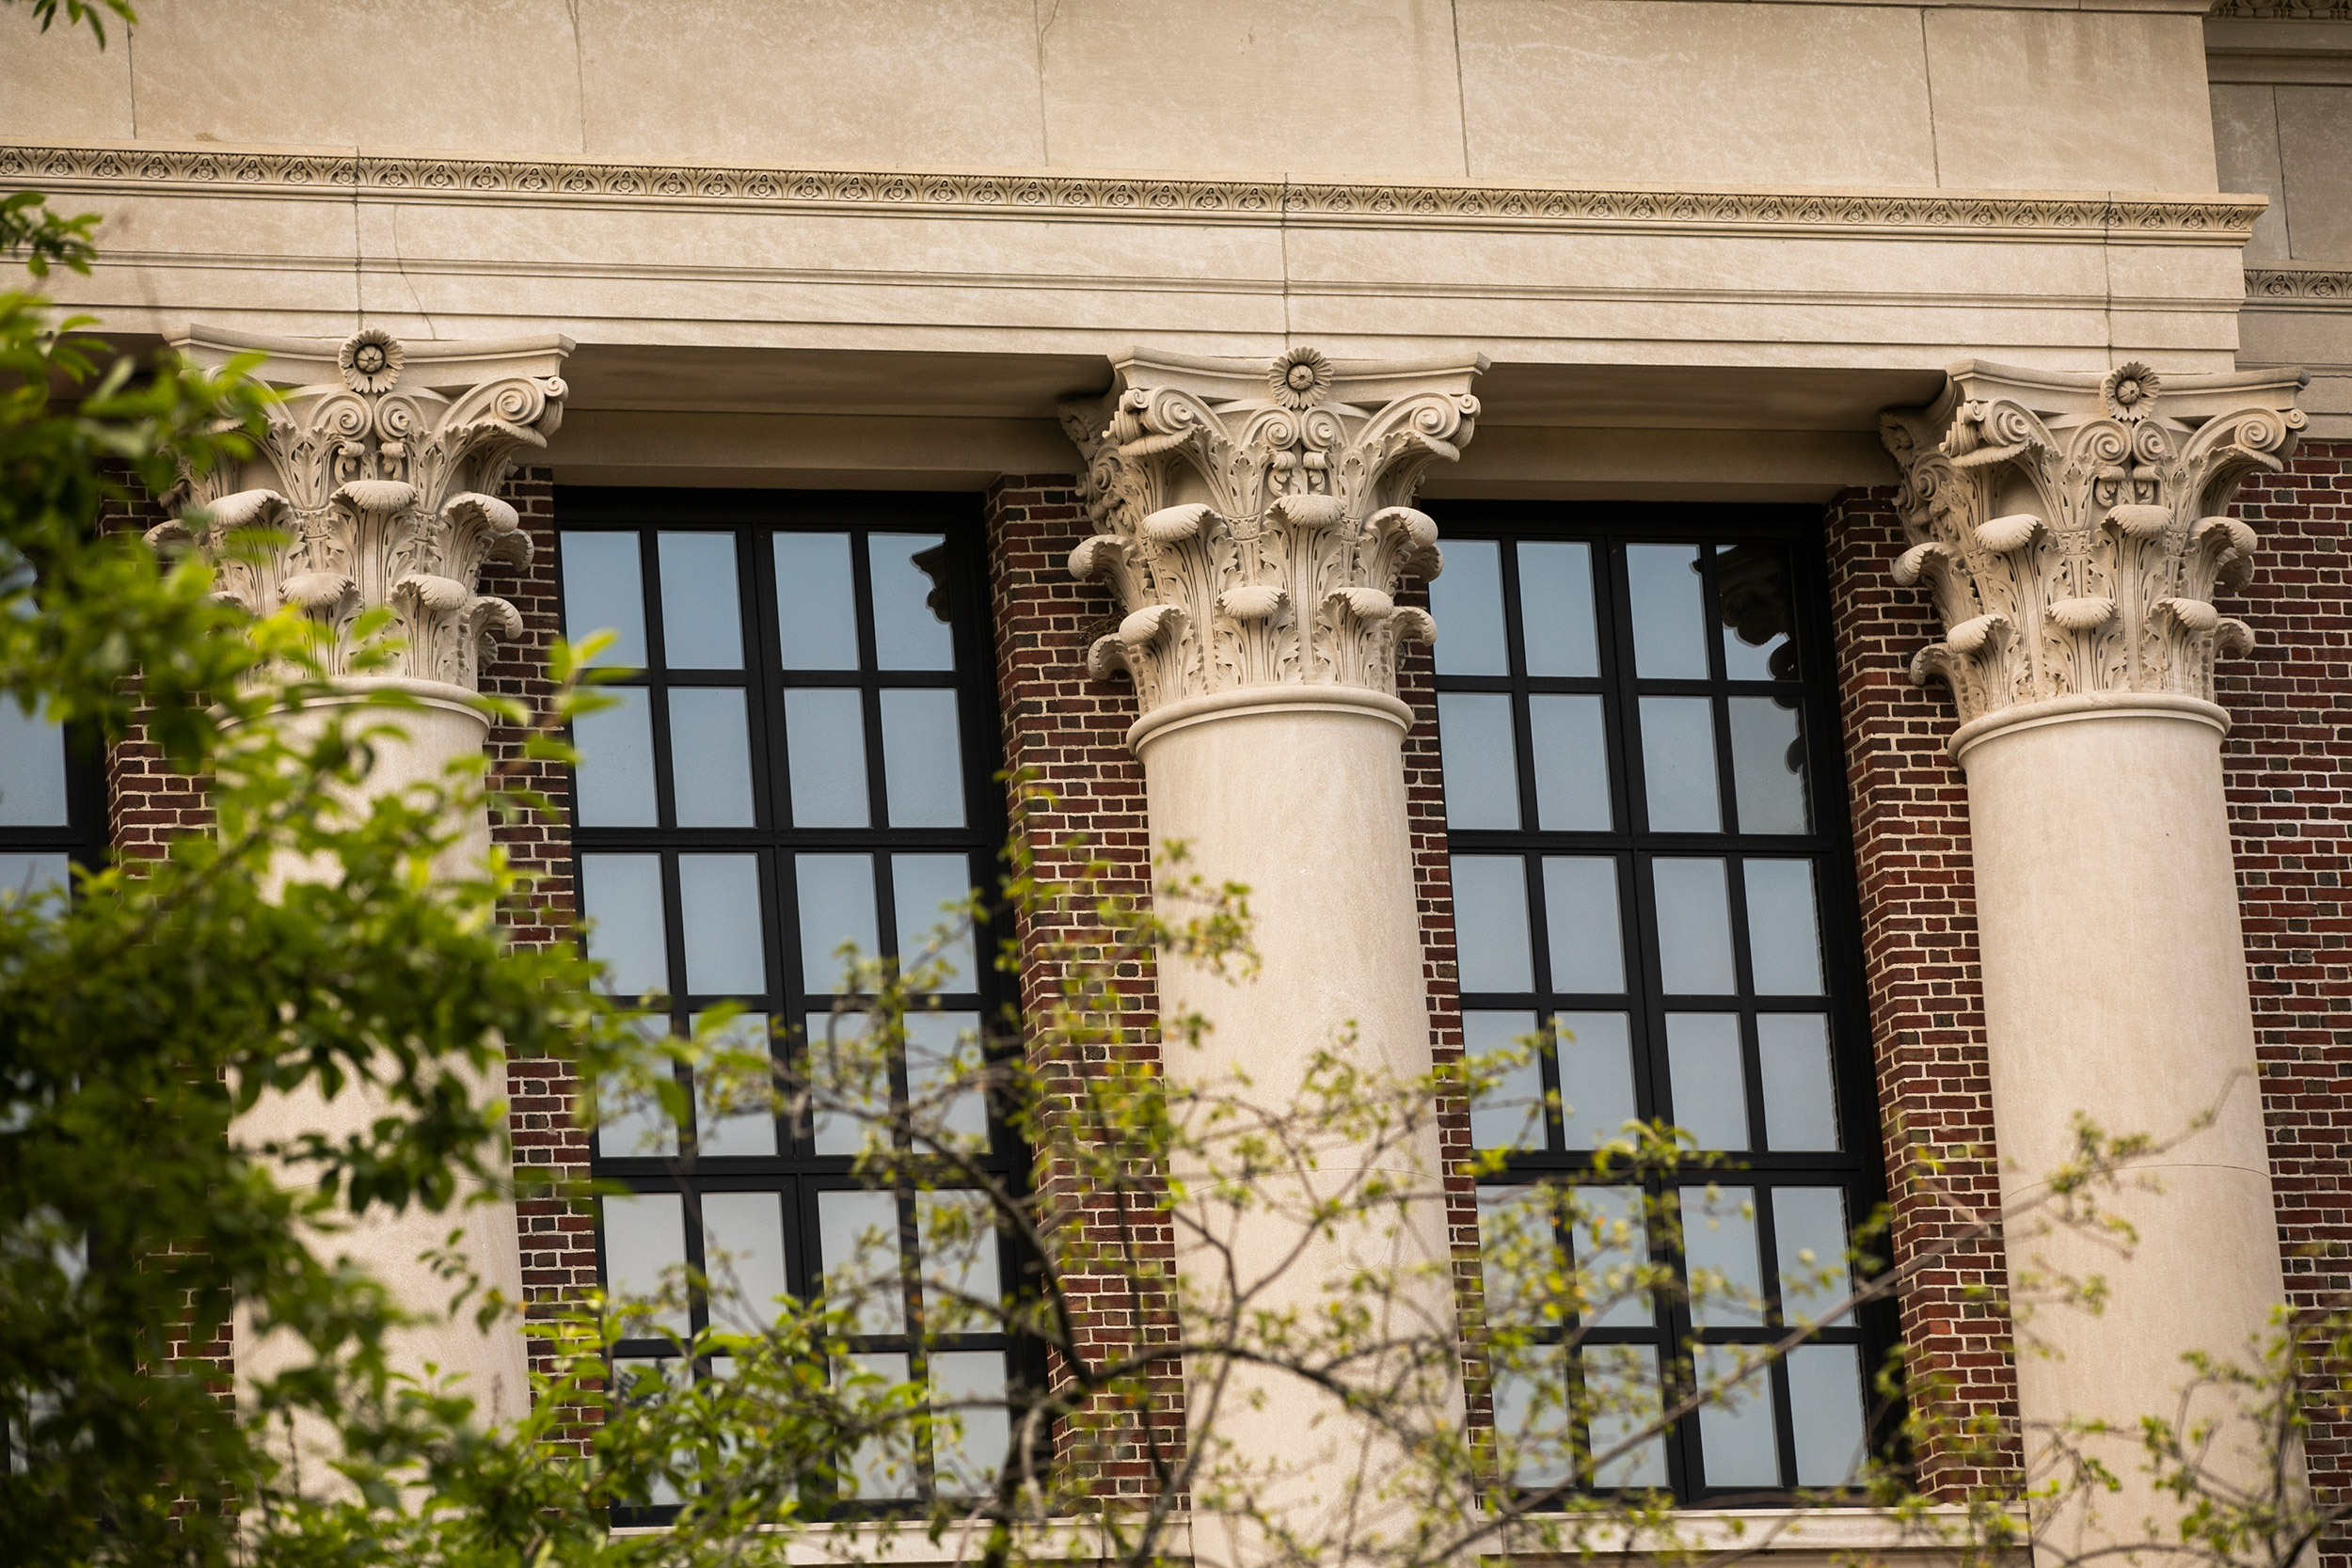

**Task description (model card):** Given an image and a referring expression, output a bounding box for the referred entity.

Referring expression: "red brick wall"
[472,467,599,1399]
[1393,599,1502,1433]
[1824,488,2023,1500]
[2224,438,2352,1548]
[983,474,1186,1497]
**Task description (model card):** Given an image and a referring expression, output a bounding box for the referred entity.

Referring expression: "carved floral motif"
[1062,349,1481,717]
[151,329,568,692]
[1879,359,2305,727]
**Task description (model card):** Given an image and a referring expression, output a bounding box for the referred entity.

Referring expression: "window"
[0,703,105,907]
[1427,507,1886,1497]
[555,489,1014,1509]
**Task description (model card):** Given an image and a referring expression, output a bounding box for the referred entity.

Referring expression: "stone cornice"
[2246,266,2352,304]
[1064,348,1481,724]
[1880,358,2306,731]
[152,326,570,693]
[0,140,2266,245]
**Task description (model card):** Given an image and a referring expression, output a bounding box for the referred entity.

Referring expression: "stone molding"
[1063,347,1481,722]
[1880,358,2306,730]
[2246,266,2352,304]
[0,141,2268,244]
[151,326,571,692]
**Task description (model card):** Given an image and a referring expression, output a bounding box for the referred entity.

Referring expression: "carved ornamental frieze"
[153,327,570,693]
[1879,359,2306,729]
[1061,347,1483,717]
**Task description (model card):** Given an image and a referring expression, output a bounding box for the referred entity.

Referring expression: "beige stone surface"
[1038,0,1467,181]
[0,6,133,141]
[1139,695,1461,1568]
[118,0,586,155]
[1959,704,2284,1555]
[2277,86,2352,261]
[1923,8,2217,191]
[579,0,1045,168]
[1454,1,1939,188]
[2209,85,2290,262]
[233,691,532,1461]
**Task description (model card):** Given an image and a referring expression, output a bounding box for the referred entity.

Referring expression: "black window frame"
[0,716,109,899]
[1426,500,1897,1503]
[553,486,1036,1519]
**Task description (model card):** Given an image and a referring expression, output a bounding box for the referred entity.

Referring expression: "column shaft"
[1962,700,2281,1550]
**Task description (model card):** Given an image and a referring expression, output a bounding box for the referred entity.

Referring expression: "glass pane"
[1570,1184,1650,1329]
[1429,537,1508,676]
[1788,1343,1867,1486]
[691,1010,778,1157]
[894,854,976,990]
[878,688,965,828]
[559,531,646,668]
[784,688,870,829]
[1529,694,1610,832]
[1681,1185,1762,1328]
[1694,1344,1779,1486]
[1465,1010,1544,1151]
[612,1357,688,1505]
[796,854,880,996]
[1437,693,1520,830]
[1451,856,1533,993]
[1541,857,1625,993]
[1583,1344,1668,1489]
[1475,1185,1556,1325]
[700,1190,790,1328]
[774,532,860,671]
[818,1189,905,1335]
[1518,541,1599,678]
[871,532,956,671]
[929,1352,1011,1497]
[1717,544,1798,682]
[657,532,744,670]
[668,689,756,828]
[1666,1014,1747,1151]
[1652,859,1736,995]
[602,1192,689,1337]
[841,1351,915,1497]
[1638,696,1720,833]
[1758,1015,1839,1151]
[598,1018,679,1159]
[907,1011,989,1151]
[572,689,658,827]
[580,853,669,1000]
[1772,1186,1852,1323]
[1492,1344,1572,1489]
[1727,698,1807,835]
[808,1009,882,1156]
[0,851,70,906]
[0,705,69,826]
[1744,860,1825,995]
[1553,1012,1637,1149]
[678,854,766,996]
[1625,544,1708,679]
[917,1190,1003,1333]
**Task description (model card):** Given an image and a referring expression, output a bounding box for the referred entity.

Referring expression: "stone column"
[159,326,572,1429]
[1881,360,2307,1553]
[1063,347,1482,1568]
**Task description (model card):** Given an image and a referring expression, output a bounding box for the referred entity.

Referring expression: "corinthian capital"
[153,326,573,693]
[1879,358,2306,732]
[1061,346,1485,719]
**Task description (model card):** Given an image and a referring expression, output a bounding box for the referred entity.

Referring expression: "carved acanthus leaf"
[162,329,568,692]
[1880,359,2306,727]
[1063,347,1483,716]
